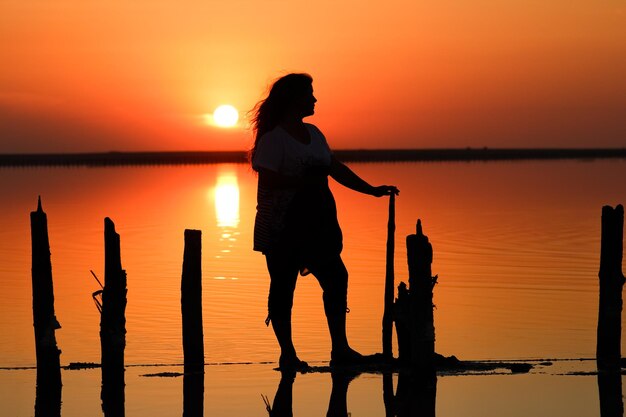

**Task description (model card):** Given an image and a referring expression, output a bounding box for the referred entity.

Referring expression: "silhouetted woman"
[251,73,398,370]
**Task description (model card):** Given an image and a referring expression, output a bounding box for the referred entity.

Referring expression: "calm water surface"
[0,160,624,416]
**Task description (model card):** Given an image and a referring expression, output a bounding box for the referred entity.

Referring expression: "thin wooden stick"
[382,193,395,358]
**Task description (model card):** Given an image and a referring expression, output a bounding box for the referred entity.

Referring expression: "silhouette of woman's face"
[293,84,317,118]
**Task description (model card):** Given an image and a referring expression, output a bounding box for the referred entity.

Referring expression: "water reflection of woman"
[250,73,399,370]
[265,370,358,417]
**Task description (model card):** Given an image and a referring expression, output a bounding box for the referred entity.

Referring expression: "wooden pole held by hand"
[382,194,396,358]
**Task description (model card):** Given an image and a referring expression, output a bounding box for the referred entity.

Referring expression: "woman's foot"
[330,348,384,367]
[279,354,310,372]
[330,347,364,367]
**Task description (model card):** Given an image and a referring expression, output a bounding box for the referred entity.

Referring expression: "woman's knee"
[268,283,295,318]
[265,253,299,318]
[318,260,349,315]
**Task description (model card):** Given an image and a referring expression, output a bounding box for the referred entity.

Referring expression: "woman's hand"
[370,185,399,197]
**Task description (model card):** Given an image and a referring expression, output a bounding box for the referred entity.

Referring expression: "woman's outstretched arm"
[329,156,399,197]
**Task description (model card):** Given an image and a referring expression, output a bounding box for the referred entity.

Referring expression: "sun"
[211,104,239,128]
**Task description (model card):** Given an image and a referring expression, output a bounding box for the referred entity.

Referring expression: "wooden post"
[406,220,437,371]
[597,204,625,371]
[30,196,62,414]
[382,194,396,359]
[182,229,204,374]
[100,217,127,416]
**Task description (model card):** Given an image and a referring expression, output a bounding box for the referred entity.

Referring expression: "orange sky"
[1,0,625,152]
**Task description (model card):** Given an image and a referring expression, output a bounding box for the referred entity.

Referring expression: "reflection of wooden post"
[34,382,62,417]
[597,205,625,371]
[101,217,127,417]
[30,197,62,415]
[394,372,437,417]
[382,194,395,359]
[382,372,395,417]
[182,229,204,374]
[267,372,295,416]
[598,371,624,417]
[101,378,125,417]
[328,371,356,417]
[394,282,410,364]
[183,372,204,417]
[406,220,436,371]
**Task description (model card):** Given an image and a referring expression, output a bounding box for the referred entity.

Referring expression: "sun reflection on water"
[214,172,240,228]
[211,170,241,280]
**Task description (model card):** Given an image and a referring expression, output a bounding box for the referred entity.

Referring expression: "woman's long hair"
[249,73,313,168]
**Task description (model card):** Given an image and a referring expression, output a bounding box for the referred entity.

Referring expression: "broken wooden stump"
[597,205,625,371]
[182,229,204,374]
[394,220,437,371]
[100,217,127,415]
[31,197,62,417]
[30,197,62,393]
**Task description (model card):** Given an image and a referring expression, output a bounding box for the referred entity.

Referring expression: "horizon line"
[1,147,625,167]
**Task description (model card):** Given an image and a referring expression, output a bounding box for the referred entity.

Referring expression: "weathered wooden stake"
[406,220,437,371]
[100,217,127,416]
[30,197,62,388]
[382,194,396,359]
[182,229,204,374]
[597,204,625,371]
[30,197,62,416]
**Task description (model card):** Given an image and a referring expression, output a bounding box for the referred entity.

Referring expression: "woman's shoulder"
[305,123,330,148]
[305,123,328,142]
[261,125,289,140]
[258,126,290,149]
[304,123,323,135]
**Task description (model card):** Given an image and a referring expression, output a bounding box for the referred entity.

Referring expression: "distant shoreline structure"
[1,148,625,167]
